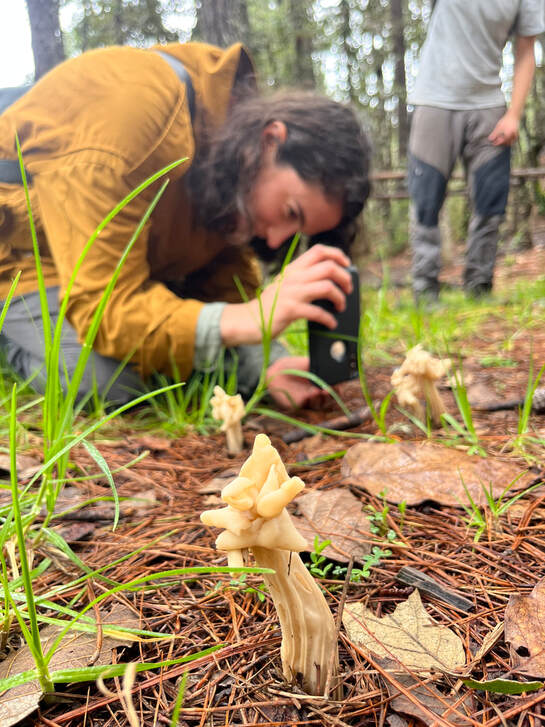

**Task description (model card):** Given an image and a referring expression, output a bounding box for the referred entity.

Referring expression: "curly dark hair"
[187,90,372,251]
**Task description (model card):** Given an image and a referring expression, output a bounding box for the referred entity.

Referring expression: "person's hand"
[266,355,331,410]
[220,244,352,347]
[488,111,520,146]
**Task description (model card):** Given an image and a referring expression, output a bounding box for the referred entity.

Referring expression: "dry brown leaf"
[135,435,173,451]
[202,494,223,507]
[505,577,545,677]
[198,468,239,494]
[465,382,501,409]
[296,433,342,460]
[0,453,42,481]
[472,622,504,663]
[382,665,472,726]
[46,487,156,522]
[343,589,466,674]
[0,603,139,727]
[52,521,97,543]
[387,715,409,727]
[294,487,371,563]
[341,441,534,506]
[257,702,300,723]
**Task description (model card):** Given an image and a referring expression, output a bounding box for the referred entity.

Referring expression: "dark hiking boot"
[465,281,493,298]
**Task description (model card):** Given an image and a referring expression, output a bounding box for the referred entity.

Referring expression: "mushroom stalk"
[225,423,243,455]
[420,377,446,425]
[251,545,341,698]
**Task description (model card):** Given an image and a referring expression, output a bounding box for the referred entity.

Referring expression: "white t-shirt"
[409,0,545,110]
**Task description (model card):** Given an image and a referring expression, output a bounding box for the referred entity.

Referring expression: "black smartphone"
[308,264,360,386]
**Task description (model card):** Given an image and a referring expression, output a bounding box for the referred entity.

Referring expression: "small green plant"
[207,573,267,602]
[441,363,486,457]
[511,361,545,458]
[479,355,518,368]
[459,473,545,542]
[141,348,240,435]
[398,500,407,532]
[331,546,393,583]
[357,314,395,440]
[308,537,393,584]
[308,536,334,578]
[366,490,400,543]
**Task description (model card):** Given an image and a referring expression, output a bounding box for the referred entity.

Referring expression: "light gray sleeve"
[517,0,545,36]
[193,302,226,372]
[193,303,289,398]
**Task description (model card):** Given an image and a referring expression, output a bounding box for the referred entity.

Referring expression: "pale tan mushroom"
[391,344,451,426]
[201,433,341,698]
[210,385,245,454]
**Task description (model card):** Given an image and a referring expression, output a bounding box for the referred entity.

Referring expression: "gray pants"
[0,287,145,405]
[408,106,511,296]
[0,287,283,406]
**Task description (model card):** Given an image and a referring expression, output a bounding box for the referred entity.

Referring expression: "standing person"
[408,0,543,301]
[0,41,371,408]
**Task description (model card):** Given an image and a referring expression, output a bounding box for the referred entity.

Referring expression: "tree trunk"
[391,0,408,162]
[113,0,124,45]
[339,0,359,104]
[25,0,65,80]
[289,0,315,89]
[194,0,250,47]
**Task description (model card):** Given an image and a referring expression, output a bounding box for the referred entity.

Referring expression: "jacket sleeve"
[33,161,205,381]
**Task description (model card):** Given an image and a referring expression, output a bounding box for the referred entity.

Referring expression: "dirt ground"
[14,246,545,726]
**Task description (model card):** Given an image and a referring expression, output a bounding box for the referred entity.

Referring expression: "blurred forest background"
[21,0,545,263]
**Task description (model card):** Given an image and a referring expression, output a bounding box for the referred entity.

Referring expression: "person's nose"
[266,224,298,249]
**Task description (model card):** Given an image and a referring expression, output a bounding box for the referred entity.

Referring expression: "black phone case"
[308,265,360,386]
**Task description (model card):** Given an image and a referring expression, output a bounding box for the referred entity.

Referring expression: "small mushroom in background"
[201,433,341,699]
[391,344,451,426]
[210,385,245,454]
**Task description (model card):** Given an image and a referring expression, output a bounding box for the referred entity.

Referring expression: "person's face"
[247,161,343,250]
[230,120,343,250]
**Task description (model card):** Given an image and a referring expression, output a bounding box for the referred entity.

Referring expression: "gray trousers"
[408,106,511,296]
[0,287,145,405]
[0,287,283,406]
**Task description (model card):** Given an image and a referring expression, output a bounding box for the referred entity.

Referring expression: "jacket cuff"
[194,302,227,371]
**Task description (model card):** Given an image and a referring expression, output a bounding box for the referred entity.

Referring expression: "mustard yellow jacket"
[0,42,261,380]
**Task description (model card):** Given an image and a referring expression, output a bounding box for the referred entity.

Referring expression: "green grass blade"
[254,406,375,439]
[170,671,188,726]
[81,439,120,530]
[0,271,21,333]
[9,383,53,692]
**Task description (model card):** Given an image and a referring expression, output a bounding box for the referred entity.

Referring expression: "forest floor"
[11,244,545,726]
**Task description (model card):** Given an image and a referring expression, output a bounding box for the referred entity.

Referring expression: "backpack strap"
[154,50,196,121]
[0,160,29,185]
[0,52,195,186]
[0,85,33,184]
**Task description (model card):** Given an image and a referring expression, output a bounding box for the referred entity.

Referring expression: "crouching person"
[0,41,371,409]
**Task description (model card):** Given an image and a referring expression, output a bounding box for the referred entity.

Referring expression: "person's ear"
[261,120,287,148]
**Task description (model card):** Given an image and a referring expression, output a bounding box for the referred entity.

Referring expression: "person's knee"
[472,148,510,217]
[408,154,447,227]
